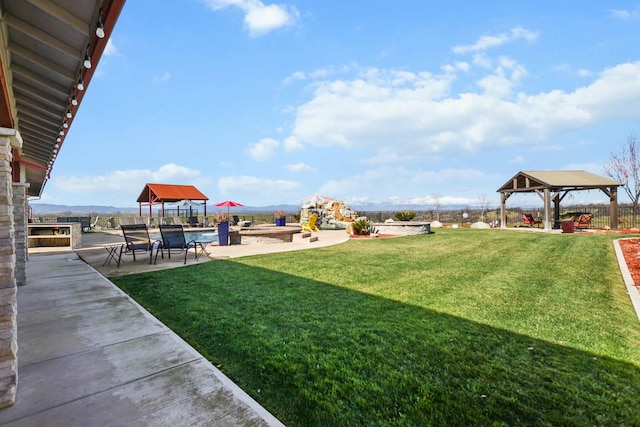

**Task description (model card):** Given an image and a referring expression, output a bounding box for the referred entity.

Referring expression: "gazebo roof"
[498,170,622,193]
[136,183,208,203]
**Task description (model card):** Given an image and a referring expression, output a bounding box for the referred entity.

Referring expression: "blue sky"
[41,1,640,209]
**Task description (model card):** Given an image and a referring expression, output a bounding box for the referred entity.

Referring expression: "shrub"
[215,211,230,223]
[351,218,372,235]
[394,210,416,221]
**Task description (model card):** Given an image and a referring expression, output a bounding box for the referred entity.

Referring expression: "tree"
[477,193,489,222]
[604,134,640,227]
[431,192,442,221]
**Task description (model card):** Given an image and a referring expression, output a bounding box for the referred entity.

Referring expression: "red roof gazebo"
[136,183,209,217]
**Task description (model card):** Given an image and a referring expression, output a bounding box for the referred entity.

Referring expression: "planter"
[561,220,575,234]
[275,217,286,227]
[217,221,230,246]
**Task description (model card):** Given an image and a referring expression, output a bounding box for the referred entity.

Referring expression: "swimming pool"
[150,230,218,244]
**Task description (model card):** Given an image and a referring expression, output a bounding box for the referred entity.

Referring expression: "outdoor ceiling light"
[96,16,105,38]
[83,48,91,69]
[54,143,59,149]
[76,79,84,91]
[59,130,65,136]
[66,109,72,119]
[56,137,61,143]
[71,95,78,106]
[63,121,68,129]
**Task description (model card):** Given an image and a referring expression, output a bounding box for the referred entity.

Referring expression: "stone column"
[0,128,22,408]
[12,183,28,286]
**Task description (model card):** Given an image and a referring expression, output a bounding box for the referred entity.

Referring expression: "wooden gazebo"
[497,171,623,230]
[136,183,209,218]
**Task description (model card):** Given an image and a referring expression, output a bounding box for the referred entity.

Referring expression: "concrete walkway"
[0,253,289,426]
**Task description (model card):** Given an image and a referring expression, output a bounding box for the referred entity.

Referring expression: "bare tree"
[605,134,640,227]
[477,193,489,222]
[431,192,442,221]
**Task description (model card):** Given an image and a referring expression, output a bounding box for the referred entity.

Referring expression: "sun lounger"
[118,224,159,267]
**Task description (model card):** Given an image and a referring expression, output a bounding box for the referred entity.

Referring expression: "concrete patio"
[0,251,286,426]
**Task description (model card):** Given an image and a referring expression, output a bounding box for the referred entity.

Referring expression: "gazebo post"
[609,186,619,230]
[500,192,508,228]
[543,189,551,230]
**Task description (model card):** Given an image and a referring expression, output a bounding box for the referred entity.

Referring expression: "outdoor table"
[103,243,124,266]
[192,240,214,260]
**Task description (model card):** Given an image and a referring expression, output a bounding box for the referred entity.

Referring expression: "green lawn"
[111,229,640,427]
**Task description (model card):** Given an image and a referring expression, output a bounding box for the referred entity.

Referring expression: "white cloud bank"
[283,61,640,160]
[50,164,211,206]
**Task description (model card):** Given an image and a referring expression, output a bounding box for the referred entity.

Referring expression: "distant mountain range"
[29,202,474,216]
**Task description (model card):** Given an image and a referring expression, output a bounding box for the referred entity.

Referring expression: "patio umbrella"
[213,200,244,216]
[299,194,334,206]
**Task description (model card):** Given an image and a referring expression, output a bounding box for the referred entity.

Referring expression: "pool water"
[150,230,218,243]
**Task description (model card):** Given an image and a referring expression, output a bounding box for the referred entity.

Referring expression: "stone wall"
[12,184,28,286]
[0,134,17,408]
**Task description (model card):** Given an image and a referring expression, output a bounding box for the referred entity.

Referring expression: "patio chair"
[301,212,320,232]
[522,213,542,228]
[574,213,593,230]
[156,224,206,264]
[83,216,99,232]
[118,224,159,267]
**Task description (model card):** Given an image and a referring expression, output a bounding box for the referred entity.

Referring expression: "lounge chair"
[187,216,200,227]
[118,224,159,267]
[156,224,209,264]
[84,216,99,232]
[574,213,593,230]
[522,213,542,228]
[301,212,320,232]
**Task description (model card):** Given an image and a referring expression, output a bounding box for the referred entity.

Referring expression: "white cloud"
[283,135,302,151]
[152,72,172,85]
[282,61,640,160]
[204,0,299,36]
[608,8,640,20]
[285,162,314,172]
[577,68,593,77]
[283,71,306,85]
[49,163,209,206]
[452,26,539,54]
[103,38,118,56]
[247,137,280,161]
[217,175,301,201]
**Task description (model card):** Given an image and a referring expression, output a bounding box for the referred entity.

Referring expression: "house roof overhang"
[0,0,126,197]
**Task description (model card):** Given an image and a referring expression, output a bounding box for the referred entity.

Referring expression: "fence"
[359,204,639,229]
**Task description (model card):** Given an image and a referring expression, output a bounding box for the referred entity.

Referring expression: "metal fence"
[360,204,640,229]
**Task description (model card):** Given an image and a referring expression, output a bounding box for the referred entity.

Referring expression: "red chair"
[522,213,542,227]
[574,214,593,230]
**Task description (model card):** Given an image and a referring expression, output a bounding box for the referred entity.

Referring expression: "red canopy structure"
[137,183,209,217]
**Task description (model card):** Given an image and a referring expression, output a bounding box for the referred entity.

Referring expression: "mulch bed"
[619,239,640,289]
